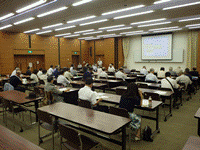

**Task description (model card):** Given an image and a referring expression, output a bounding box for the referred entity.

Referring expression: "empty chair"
[137,83,148,88]
[78,99,92,109]
[143,92,160,101]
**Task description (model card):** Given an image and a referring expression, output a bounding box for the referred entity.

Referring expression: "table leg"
[198,119,200,136]
[156,107,159,132]
[122,126,126,150]
[34,101,39,122]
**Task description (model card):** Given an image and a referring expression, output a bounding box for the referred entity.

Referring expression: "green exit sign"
[74,52,77,54]
[28,51,32,53]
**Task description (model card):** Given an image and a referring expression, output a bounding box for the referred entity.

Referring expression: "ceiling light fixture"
[0,24,12,30]
[74,29,94,34]
[99,24,125,30]
[149,26,179,31]
[36,30,52,35]
[131,18,166,25]
[114,10,154,20]
[16,0,47,13]
[179,17,200,22]
[55,25,76,31]
[163,1,200,10]
[42,23,63,29]
[0,13,15,21]
[83,31,103,35]
[185,23,200,27]
[14,17,35,25]
[24,28,40,33]
[37,6,68,17]
[188,26,200,29]
[138,21,171,27]
[97,34,116,37]
[120,30,144,34]
[107,27,132,32]
[67,15,96,24]
[64,34,80,38]
[85,37,100,40]
[80,19,108,26]
[78,36,94,39]
[102,5,145,16]
[103,35,122,38]
[72,0,92,6]
[154,0,171,4]
[55,33,71,37]
[126,32,149,36]
[153,28,182,33]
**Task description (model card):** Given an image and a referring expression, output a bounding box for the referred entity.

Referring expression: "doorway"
[72,55,79,69]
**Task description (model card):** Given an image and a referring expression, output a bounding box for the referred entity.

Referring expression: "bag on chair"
[143,126,153,142]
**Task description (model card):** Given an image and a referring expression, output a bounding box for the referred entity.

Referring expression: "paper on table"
[142,100,149,107]
[59,88,70,91]
[155,91,167,95]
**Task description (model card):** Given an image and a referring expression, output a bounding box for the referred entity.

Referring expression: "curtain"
[122,38,130,67]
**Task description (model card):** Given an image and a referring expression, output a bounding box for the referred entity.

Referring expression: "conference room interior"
[0,0,200,150]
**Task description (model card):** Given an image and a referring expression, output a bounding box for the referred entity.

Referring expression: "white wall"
[126,31,188,72]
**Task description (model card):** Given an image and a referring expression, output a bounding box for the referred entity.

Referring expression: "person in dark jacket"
[10,70,26,92]
[26,66,31,75]
[83,67,93,81]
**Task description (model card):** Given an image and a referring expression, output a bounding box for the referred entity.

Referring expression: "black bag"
[143,126,153,142]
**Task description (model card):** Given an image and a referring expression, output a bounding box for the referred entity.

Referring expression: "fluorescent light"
[97,34,116,37]
[37,6,68,17]
[131,18,166,25]
[138,21,171,27]
[120,30,144,34]
[24,28,40,33]
[0,24,12,30]
[80,19,108,26]
[163,1,200,10]
[126,32,149,36]
[153,28,182,33]
[78,36,94,39]
[16,0,47,13]
[55,33,71,37]
[114,10,154,20]
[83,31,103,35]
[85,37,100,40]
[55,25,76,31]
[179,17,200,22]
[102,5,145,16]
[74,29,94,34]
[107,27,132,32]
[188,26,200,29]
[103,35,122,38]
[36,30,52,35]
[149,26,179,31]
[99,24,125,30]
[154,0,171,4]
[67,15,96,24]
[14,17,35,25]
[64,34,80,38]
[186,23,200,27]
[0,13,15,21]
[42,23,63,29]
[72,0,92,6]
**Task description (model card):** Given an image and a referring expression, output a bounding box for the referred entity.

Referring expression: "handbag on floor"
[143,126,153,142]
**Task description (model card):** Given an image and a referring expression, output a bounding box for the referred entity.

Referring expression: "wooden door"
[72,55,79,69]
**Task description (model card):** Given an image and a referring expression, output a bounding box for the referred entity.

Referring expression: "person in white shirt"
[47,65,54,76]
[30,69,39,85]
[108,63,115,72]
[11,67,20,77]
[145,68,158,83]
[77,63,82,70]
[92,64,98,72]
[78,78,108,112]
[169,67,177,76]
[157,67,166,78]
[115,68,127,80]
[175,66,183,75]
[97,67,103,75]
[161,72,179,92]
[39,70,48,85]
[37,68,43,78]
[99,67,108,78]
[97,58,102,68]
[176,70,192,89]
[140,66,148,75]
[57,70,70,87]
[70,64,74,72]
[64,68,73,82]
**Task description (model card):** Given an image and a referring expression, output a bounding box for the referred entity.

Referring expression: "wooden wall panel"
[197,31,200,73]
[81,40,89,65]
[95,40,105,55]
[31,34,44,49]
[118,38,124,68]
[12,33,29,49]
[88,41,95,65]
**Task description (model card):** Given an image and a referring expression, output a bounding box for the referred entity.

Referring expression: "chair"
[109,106,129,118]
[39,80,45,85]
[145,80,157,83]
[59,124,101,150]
[116,88,126,95]
[137,83,148,88]
[158,87,172,91]
[38,109,56,149]
[43,91,54,106]
[78,99,92,109]
[143,92,160,100]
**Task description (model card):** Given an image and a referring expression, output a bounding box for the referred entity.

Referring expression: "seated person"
[161,72,179,92]
[115,67,127,80]
[145,68,158,83]
[44,76,69,103]
[185,68,192,81]
[190,67,199,77]
[176,70,192,89]
[10,70,26,92]
[37,68,43,78]
[78,78,108,113]
[26,66,31,75]
[11,67,20,77]
[140,66,148,75]
[175,66,183,75]
[30,69,39,85]
[97,67,103,74]
[123,66,131,74]
[53,66,60,78]
[119,82,142,140]
[70,64,74,72]
[108,63,115,72]
[57,70,70,87]
[64,68,73,82]
[47,65,54,76]
[92,64,98,72]
[39,69,48,85]
[98,67,108,78]
[169,67,177,76]
[71,68,78,76]
[83,67,93,81]
[77,63,82,70]
[157,67,166,78]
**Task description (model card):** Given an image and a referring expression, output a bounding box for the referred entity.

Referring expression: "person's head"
[119,67,123,72]
[27,66,30,70]
[16,70,21,77]
[39,68,43,71]
[109,64,112,67]
[50,65,53,68]
[160,67,165,71]
[178,70,183,76]
[102,67,106,71]
[123,82,140,99]
[42,69,47,74]
[150,68,154,73]
[60,70,64,75]
[85,78,93,87]
[169,67,173,71]
[71,64,74,67]
[16,67,20,71]
[193,67,197,71]
[65,68,70,71]
[185,68,190,74]
[143,66,146,69]
[47,76,53,83]
[33,69,38,74]
[165,72,171,78]
[89,67,93,72]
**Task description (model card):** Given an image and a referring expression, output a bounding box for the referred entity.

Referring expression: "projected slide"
[142,34,172,60]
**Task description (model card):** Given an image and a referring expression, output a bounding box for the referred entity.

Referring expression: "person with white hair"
[176,70,192,89]
[175,66,183,75]
[145,68,158,83]
[108,63,115,72]
[169,67,177,76]
[140,66,148,75]
[11,67,20,77]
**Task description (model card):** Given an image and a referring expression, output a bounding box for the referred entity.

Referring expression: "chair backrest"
[137,83,148,88]
[37,109,53,125]
[116,88,126,95]
[100,77,107,79]
[3,83,14,91]
[34,87,41,96]
[39,80,45,85]
[78,99,92,109]
[143,92,160,100]
[56,83,63,86]
[146,80,157,83]
[109,106,129,118]
[158,87,172,91]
